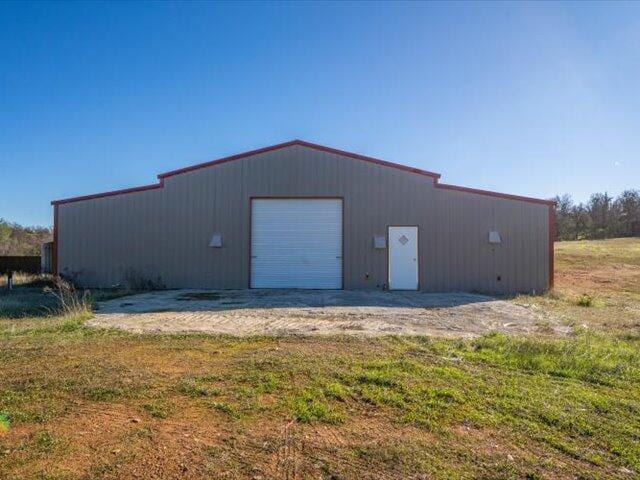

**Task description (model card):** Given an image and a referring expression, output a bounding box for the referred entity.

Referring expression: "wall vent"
[488,231,502,244]
[209,234,222,248]
[373,235,386,249]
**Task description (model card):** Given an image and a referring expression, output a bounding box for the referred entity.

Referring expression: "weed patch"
[143,401,171,419]
[208,401,237,418]
[177,378,222,398]
[83,387,125,402]
[0,412,10,434]
[32,430,57,453]
[291,390,343,424]
[577,294,594,307]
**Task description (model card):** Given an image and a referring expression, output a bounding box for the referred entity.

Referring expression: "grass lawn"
[1,239,639,479]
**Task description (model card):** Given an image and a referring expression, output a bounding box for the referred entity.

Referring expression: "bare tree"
[553,190,639,241]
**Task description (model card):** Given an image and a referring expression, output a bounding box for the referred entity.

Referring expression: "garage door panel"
[251,199,342,289]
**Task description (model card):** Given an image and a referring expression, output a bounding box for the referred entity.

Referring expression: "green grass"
[177,377,222,398]
[0,239,639,478]
[291,389,344,424]
[0,411,10,433]
[1,321,638,478]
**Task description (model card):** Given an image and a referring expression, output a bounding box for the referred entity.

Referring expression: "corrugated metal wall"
[57,144,550,293]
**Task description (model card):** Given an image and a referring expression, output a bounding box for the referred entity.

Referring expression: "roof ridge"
[51,139,554,206]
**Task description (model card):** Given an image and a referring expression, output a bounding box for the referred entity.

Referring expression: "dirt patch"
[558,265,640,301]
[88,290,563,337]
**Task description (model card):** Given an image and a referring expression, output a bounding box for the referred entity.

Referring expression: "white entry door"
[251,199,342,289]
[388,226,418,290]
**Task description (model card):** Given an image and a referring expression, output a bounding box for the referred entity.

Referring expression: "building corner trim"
[549,204,555,289]
[53,204,59,277]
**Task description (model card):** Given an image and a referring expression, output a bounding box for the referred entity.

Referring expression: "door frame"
[248,197,345,289]
[387,225,420,290]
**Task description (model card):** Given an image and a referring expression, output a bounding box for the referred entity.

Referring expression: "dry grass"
[0,273,144,318]
[513,237,640,333]
[0,239,639,479]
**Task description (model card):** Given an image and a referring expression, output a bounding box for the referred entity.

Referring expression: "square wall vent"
[488,231,502,244]
[209,234,223,248]
[373,235,386,249]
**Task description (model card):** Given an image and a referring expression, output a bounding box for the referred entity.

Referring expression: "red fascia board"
[434,182,555,206]
[51,182,163,205]
[51,139,442,205]
[50,139,553,207]
[157,139,442,180]
[291,140,441,180]
[156,140,301,179]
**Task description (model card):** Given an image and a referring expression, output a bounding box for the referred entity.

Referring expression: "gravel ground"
[88,289,563,337]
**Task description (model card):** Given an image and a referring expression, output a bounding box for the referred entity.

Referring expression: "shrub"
[577,294,593,307]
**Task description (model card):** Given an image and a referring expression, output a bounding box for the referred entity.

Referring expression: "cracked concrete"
[88,289,563,337]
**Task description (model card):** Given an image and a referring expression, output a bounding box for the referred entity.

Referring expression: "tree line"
[0,219,52,256]
[553,190,640,241]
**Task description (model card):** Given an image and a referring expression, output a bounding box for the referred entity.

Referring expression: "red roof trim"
[52,182,163,205]
[51,139,553,206]
[156,139,442,180]
[434,182,555,206]
[51,140,441,205]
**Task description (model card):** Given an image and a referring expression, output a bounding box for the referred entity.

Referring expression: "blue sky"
[2,1,639,226]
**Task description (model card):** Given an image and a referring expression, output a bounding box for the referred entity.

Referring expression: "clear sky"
[2,1,639,227]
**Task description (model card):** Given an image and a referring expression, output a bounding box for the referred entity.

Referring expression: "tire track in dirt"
[272,420,300,480]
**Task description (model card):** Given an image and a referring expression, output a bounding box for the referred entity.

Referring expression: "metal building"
[52,140,555,293]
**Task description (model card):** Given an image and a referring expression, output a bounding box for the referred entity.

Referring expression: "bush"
[577,294,593,307]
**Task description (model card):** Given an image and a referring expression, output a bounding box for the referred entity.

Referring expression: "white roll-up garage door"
[250,199,343,289]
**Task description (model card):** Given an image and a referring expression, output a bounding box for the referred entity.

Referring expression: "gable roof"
[157,139,442,180]
[51,139,554,206]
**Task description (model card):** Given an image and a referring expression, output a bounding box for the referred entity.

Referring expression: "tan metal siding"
[57,144,550,293]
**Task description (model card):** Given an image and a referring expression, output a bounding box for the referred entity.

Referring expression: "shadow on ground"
[101,289,501,314]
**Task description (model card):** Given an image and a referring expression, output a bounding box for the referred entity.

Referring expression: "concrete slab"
[88,289,562,337]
